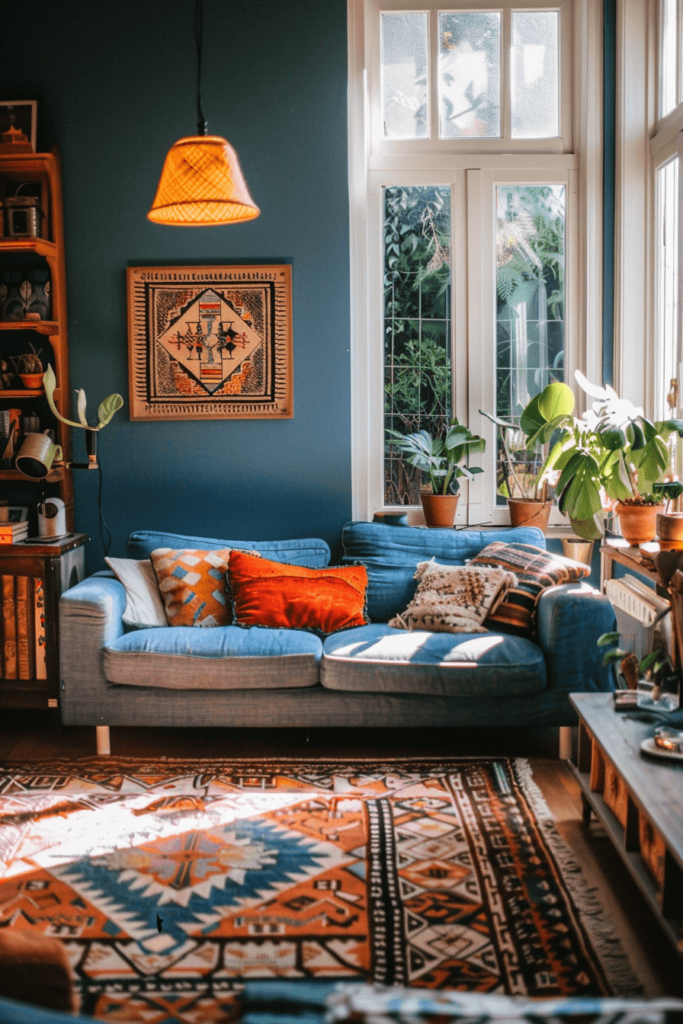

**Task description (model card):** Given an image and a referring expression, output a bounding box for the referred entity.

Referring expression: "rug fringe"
[513,757,642,997]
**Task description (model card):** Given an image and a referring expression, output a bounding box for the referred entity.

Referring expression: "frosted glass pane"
[661,0,677,117]
[656,157,679,418]
[383,186,452,506]
[381,12,429,139]
[439,12,500,138]
[511,12,559,139]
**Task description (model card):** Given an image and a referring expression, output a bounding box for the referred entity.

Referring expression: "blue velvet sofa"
[59,522,616,750]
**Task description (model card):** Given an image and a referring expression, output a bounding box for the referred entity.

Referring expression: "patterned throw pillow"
[388,560,518,633]
[227,549,369,637]
[470,541,591,637]
[151,548,236,627]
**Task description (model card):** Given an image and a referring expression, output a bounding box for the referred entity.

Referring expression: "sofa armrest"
[59,577,126,724]
[536,582,616,693]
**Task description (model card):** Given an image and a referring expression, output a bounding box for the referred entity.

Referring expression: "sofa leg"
[96,726,111,756]
[559,726,572,760]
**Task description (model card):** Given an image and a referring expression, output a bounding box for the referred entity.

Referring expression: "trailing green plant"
[386,418,485,496]
[528,372,683,539]
[43,365,124,431]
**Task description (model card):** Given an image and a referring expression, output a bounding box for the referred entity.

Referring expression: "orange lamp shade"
[147,135,260,226]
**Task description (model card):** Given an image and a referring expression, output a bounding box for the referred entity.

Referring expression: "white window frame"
[349,0,603,523]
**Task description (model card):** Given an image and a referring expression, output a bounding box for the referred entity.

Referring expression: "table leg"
[581,791,592,827]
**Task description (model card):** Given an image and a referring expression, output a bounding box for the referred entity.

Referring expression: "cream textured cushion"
[105,557,168,629]
[388,560,517,634]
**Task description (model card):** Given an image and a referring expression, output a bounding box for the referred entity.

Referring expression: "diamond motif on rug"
[0,758,639,1023]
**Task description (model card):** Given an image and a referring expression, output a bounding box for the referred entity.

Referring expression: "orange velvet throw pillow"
[228,550,369,636]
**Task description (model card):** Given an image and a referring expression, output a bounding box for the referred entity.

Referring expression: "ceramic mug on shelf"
[15,432,63,479]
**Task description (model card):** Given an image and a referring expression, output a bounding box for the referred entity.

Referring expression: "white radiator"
[605,575,671,661]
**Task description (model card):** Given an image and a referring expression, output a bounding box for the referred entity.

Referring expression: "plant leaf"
[76,389,89,427]
[97,393,124,429]
[537,381,575,421]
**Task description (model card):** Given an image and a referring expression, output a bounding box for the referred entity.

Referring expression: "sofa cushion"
[228,550,369,636]
[128,530,331,567]
[151,547,234,626]
[104,626,323,689]
[471,541,591,637]
[321,623,546,696]
[341,522,545,623]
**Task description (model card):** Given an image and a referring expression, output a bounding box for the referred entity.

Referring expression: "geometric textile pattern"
[388,561,518,634]
[151,548,236,627]
[0,758,639,1024]
[470,543,591,637]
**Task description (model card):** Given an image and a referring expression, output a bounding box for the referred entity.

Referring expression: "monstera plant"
[531,372,683,542]
[481,381,575,533]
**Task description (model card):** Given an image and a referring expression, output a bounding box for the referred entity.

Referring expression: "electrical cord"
[195,0,207,134]
[97,443,112,558]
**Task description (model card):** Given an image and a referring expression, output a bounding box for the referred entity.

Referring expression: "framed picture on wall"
[0,101,37,149]
[127,264,293,421]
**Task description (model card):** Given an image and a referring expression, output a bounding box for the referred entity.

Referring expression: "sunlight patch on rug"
[0,757,639,1023]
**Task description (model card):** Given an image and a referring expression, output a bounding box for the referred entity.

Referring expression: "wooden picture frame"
[0,101,37,149]
[127,265,293,421]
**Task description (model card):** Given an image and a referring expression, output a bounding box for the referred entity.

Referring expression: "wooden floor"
[1,713,682,998]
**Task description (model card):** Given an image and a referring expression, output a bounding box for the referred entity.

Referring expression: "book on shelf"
[34,577,46,680]
[2,575,16,679]
[0,523,29,545]
[15,576,36,680]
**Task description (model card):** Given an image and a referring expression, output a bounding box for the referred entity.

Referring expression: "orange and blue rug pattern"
[0,758,637,1023]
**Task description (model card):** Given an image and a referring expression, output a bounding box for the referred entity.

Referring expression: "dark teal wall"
[3,0,351,569]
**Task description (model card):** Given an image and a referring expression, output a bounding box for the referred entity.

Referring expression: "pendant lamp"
[147,0,259,227]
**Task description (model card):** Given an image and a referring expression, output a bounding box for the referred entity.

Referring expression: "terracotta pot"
[507,498,552,533]
[19,371,44,390]
[616,501,662,546]
[656,511,683,549]
[420,492,459,528]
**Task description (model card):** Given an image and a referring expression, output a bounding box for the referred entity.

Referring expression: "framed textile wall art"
[127,265,293,420]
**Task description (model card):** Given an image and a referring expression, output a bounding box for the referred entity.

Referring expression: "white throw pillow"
[105,557,168,629]
[388,560,518,634]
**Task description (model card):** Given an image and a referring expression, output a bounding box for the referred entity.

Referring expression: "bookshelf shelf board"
[0,388,61,400]
[0,467,64,482]
[0,238,57,259]
[0,320,60,335]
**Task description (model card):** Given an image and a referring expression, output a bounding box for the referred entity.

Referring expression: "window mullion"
[430,8,439,141]
[502,7,511,142]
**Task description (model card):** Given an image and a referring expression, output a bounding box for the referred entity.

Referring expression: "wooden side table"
[569,692,683,955]
[0,534,87,709]
[600,537,662,593]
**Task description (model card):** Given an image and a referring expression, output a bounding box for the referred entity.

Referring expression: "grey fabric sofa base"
[60,682,577,729]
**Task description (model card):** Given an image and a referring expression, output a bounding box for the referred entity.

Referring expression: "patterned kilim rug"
[0,757,638,1023]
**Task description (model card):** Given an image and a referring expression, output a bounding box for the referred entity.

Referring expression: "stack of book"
[0,521,29,545]
[1,575,47,681]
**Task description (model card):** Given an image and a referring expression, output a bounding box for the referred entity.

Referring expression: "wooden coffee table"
[569,692,683,955]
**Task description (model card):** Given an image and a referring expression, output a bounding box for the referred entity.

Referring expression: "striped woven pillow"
[470,541,590,637]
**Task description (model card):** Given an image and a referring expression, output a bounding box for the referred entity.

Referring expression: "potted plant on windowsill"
[534,372,683,543]
[653,481,683,548]
[480,381,575,534]
[386,419,485,528]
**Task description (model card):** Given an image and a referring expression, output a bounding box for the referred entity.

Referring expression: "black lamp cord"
[97,441,112,558]
[195,0,207,135]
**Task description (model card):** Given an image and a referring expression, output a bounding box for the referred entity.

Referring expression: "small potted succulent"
[386,418,485,528]
[11,343,44,389]
[480,381,575,534]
